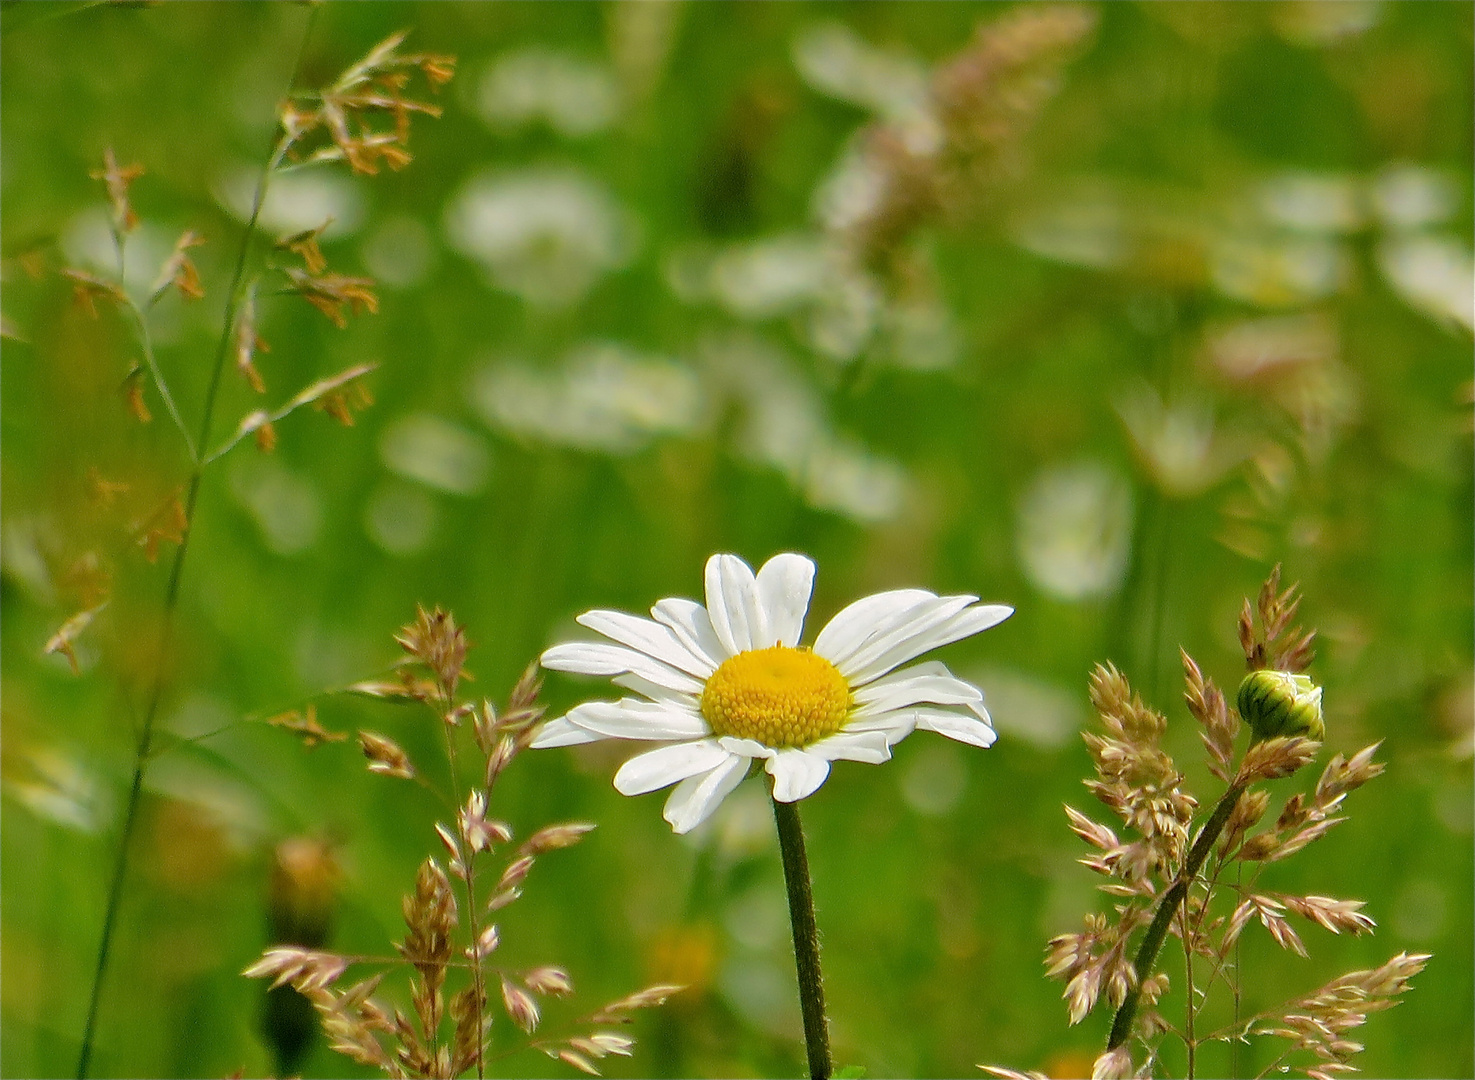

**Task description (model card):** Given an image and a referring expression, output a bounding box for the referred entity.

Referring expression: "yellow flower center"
[700,646,851,748]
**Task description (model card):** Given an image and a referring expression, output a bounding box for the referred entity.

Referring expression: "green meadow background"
[2,2,1470,1077]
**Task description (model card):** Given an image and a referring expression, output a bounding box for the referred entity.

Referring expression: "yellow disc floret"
[700,646,851,747]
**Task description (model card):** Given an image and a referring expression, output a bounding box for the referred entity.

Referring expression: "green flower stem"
[1107,780,1246,1052]
[772,795,833,1080]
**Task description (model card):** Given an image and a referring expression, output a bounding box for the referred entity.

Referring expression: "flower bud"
[1237,670,1324,742]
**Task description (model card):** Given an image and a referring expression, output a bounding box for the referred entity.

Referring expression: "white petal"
[852,664,985,714]
[755,553,815,648]
[812,588,934,668]
[541,642,705,694]
[614,739,730,795]
[767,749,831,802]
[704,554,766,655]
[650,598,729,667]
[611,672,701,708]
[566,699,709,741]
[835,595,974,682]
[663,754,749,834]
[530,716,604,748]
[717,736,775,760]
[844,602,1014,685]
[912,705,998,748]
[841,710,919,743]
[577,610,715,677]
[807,729,893,764]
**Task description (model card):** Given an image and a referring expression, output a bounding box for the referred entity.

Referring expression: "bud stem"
[1107,780,1246,1052]
[772,796,832,1080]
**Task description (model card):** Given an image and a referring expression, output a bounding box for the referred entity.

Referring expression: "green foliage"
[2,2,1470,1078]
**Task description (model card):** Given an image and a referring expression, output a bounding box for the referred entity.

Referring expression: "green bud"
[1237,670,1324,742]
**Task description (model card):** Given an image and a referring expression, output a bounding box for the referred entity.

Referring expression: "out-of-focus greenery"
[2,2,1470,1078]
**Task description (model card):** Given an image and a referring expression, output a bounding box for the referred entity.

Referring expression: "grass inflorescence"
[246,607,682,1077]
[984,568,1427,1080]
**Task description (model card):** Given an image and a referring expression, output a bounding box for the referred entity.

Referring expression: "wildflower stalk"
[1106,780,1246,1053]
[771,795,833,1080]
[74,12,318,1076]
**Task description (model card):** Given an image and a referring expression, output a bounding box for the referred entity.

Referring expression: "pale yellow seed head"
[700,645,850,748]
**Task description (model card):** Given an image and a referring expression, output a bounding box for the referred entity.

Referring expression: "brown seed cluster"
[395,605,470,697]
[278,31,454,177]
[248,610,683,1077]
[833,4,1098,275]
[1239,563,1317,673]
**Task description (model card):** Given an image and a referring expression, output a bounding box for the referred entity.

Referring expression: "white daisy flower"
[532,552,1012,833]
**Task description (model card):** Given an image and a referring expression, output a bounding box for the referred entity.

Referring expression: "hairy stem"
[772,796,832,1080]
[75,13,317,1076]
[1106,780,1246,1053]
[1233,861,1244,1078]
[1182,899,1196,1079]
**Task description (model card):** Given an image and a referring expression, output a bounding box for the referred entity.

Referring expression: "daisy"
[532,552,1012,833]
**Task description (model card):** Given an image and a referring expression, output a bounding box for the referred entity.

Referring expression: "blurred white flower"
[1,520,55,605]
[725,884,790,951]
[899,741,968,816]
[608,0,684,105]
[379,413,490,495]
[365,481,438,556]
[1272,0,1383,46]
[968,667,1085,750]
[1257,171,1362,234]
[720,958,794,1035]
[1016,461,1134,601]
[216,165,364,238]
[668,234,898,365]
[792,22,938,151]
[709,234,833,319]
[801,437,907,523]
[445,168,637,308]
[471,342,704,453]
[707,335,909,522]
[1370,164,1458,232]
[1212,233,1349,307]
[532,552,1011,832]
[1118,387,1251,497]
[360,216,435,289]
[668,234,842,319]
[230,457,321,556]
[884,290,959,371]
[807,270,883,363]
[1377,234,1474,333]
[1207,312,1338,383]
[812,142,893,236]
[1206,313,1358,463]
[1007,179,1132,270]
[477,48,618,137]
[712,784,779,858]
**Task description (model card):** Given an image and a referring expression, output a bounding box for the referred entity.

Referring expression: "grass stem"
[438,717,487,1080]
[74,12,318,1075]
